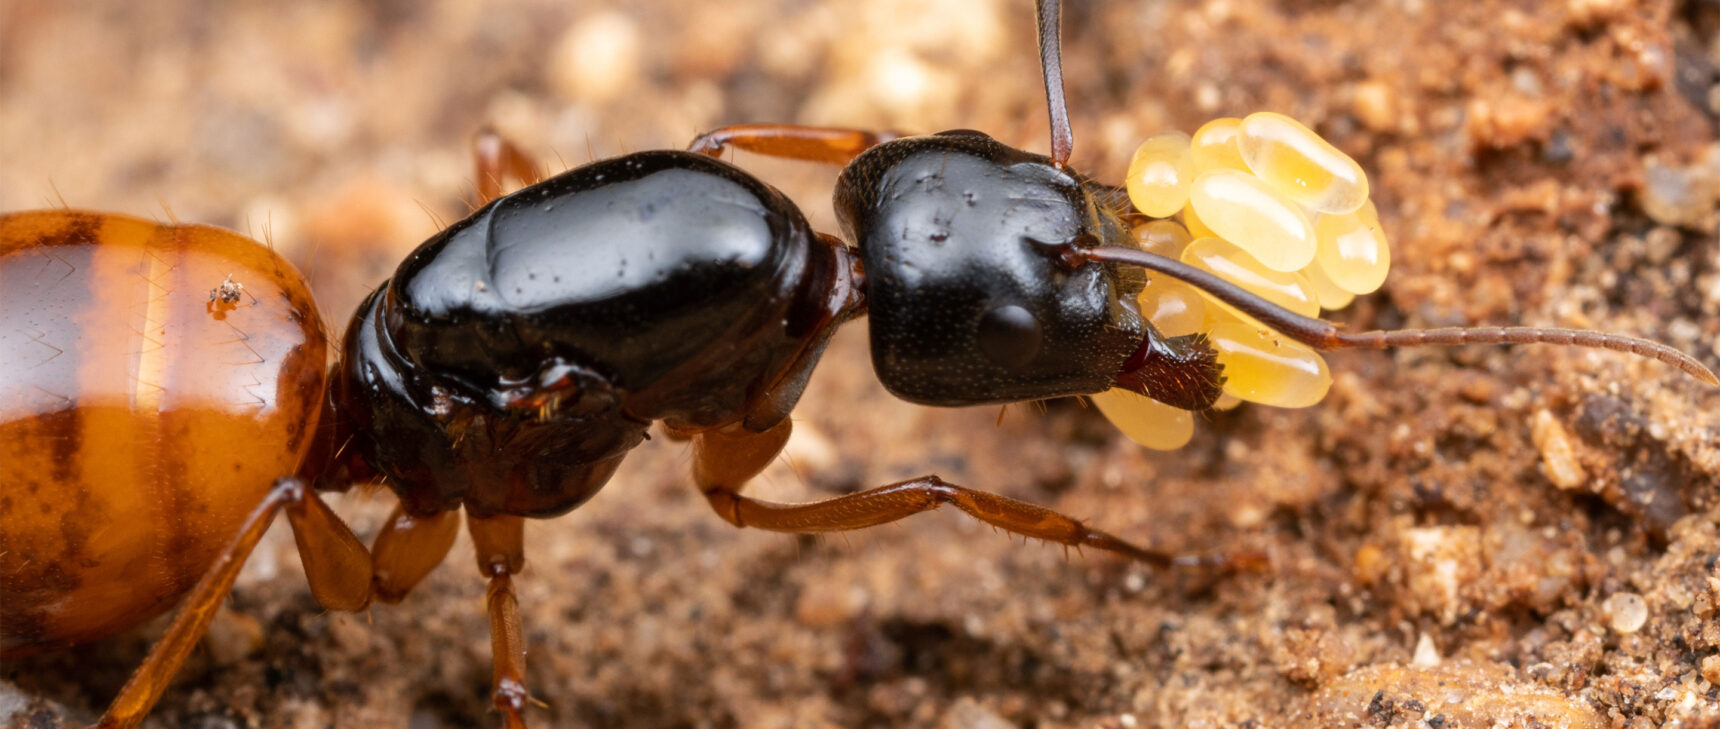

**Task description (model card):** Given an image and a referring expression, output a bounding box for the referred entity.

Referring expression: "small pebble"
[204,606,265,666]
[794,581,868,628]
[939,697,1019,729]
[1352,80,1398,133]
[1641,158,1717,227]
[1567,0,1629,26]
[548,11,643,104]
[1603,592,1648,633]
[1530,409,1586,490]
[1412,632,1441,667]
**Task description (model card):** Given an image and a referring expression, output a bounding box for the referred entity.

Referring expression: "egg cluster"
[1093,113,1390,450]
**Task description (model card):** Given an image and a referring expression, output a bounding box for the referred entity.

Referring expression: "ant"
[2,2,1715,727]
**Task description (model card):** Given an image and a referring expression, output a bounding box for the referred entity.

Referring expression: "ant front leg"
[687,124,901,165]
[98,478,373,729]
[690,420,1248,569]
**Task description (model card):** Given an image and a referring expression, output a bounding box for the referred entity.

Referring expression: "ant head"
[835,131,1147,406]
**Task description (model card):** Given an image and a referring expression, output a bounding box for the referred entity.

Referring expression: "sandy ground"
[3,0,1719,727]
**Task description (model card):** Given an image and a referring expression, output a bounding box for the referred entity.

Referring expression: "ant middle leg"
[468,513,531,729]
[687,124,900,165]
[690,420,1244,568]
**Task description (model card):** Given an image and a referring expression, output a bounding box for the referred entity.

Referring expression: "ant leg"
[286,485,374,611]
[98,478,374,729]
[692,417,795,492]
[468,513,531,729]
[687,124,900,165]
[692,421,1247,569]
[474,127,543,203]
[371,505,461,603]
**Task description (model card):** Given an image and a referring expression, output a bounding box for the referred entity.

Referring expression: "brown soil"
[3,1,1718,727]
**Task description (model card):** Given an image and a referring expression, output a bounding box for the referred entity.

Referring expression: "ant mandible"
[2,1,1715,728]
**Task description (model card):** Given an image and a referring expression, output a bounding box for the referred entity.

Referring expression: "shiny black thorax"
[834,131,1146,406]
[333,151,852,518]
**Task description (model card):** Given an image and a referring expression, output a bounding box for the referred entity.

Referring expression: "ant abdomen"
[0,210,328,653]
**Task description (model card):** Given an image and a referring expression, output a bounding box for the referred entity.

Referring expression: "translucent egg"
[1188,170,1318,272]
[1137,278,1206,337]
[1207,319,1332,408]
[1100,113,1391,447]
[1300,257,1357,310]
[1181,237,1321,320]
[1090,389,1195,450]
[1130,218,1193,259]
[1190,117,1249,174]
[1180,200,1219,240]
[1313,200,1391,295]
[1126,131,1196,218]
[1237,112,1369,215]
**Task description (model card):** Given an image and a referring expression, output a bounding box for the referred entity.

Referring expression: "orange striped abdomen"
[0,210,328,654]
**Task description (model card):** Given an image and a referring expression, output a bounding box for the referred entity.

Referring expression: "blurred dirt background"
[3,0,1719,727]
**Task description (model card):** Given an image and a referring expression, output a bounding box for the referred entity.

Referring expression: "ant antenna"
[1037,0,1072,169]
[1080,245,1720,386]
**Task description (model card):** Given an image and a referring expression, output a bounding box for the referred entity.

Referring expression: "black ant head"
[835,130,1150,406]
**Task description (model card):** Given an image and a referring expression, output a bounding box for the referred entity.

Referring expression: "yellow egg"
[1207,319,1332,408]
[1130,218,1193,259]
[1190,117,1250,174]
[1188,170,1318,272]
[1300,256,1357,310]
[1313,200,1391,295]
[1138,278,1206,337]
[1237,111,1370,215]
[1180,200,1219,239]
[1091,389,1195,450]
[1126,131,1196,218]
[1182,237,1321,321]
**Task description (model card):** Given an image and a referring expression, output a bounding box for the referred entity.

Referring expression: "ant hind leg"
[98,478,375,729]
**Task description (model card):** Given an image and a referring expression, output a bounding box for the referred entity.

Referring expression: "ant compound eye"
[976,304,1043,371]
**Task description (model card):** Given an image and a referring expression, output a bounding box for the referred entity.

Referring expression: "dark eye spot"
[977,304,1042,371]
